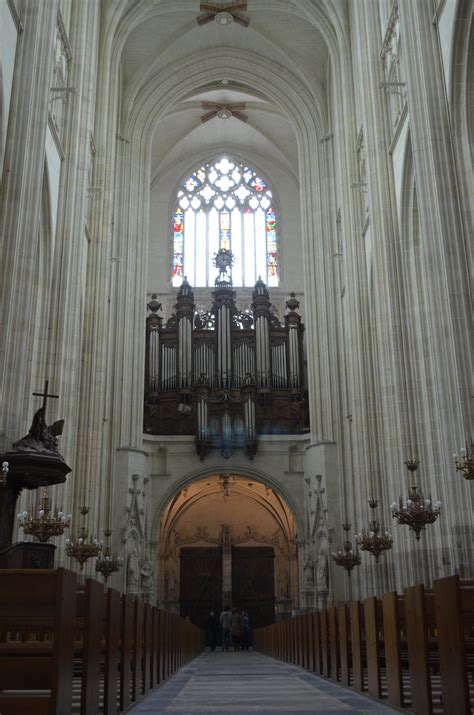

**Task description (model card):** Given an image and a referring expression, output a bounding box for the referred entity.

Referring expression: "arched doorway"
[157,473,298,633]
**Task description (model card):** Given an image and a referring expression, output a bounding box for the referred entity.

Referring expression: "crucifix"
[0,378,70,550]
[33,380,59,412]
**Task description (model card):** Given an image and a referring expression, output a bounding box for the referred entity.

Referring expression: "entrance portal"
[232,546,275,628]
[158,474,298,624]
[179,544,276,632]
[180,547,223,628]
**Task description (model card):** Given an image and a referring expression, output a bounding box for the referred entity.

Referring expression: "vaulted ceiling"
[112,0,338,182]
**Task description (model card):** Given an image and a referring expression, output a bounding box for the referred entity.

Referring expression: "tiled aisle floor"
[129,650,401,714]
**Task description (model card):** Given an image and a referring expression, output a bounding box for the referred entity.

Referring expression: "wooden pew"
[0,568,76,715]
[350,600,364,691]
[364,596,381,699]
[0,570,205,715]
[405,583,433,715]
[75,578,104,715]
[120,594,134,711]
[103,588,121,715]
[328,606,339,681]
[255,576,474,715]
[338,604,350,686]
[434,575,474,715]
[382,591,404,708]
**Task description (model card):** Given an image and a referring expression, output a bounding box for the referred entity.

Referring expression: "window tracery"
[172,156,279,288]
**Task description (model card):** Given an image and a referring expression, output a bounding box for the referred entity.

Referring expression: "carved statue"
[303,560,314,589]
[165,569,178,600]
[316,553,328,592]
[12,407,65,456]
[127,547,140,591]
[140,555,154,592]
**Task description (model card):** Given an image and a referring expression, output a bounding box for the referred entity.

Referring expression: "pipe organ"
[144,273,306,460]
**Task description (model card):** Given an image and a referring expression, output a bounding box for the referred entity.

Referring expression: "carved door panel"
[232,546,275,629]
[179,547,222,631]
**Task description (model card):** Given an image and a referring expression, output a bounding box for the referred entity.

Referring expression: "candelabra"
[331,524,361,574]
[17,489,71,543]
[66,506,102,569]
[1,461,8,486]
[95,529,123,581]
[453,444,474,481]
[355,499,393,562]
[391,460,441,540]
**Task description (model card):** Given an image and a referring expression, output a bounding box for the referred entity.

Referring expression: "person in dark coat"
[220,606,232,651]
[240,610,250,650]
[206,610,219,651]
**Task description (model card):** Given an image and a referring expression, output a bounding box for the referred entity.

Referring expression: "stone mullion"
[353,3,411,593]
[45,0,101,552]
[399,0,472,578]
[0,0,59,451]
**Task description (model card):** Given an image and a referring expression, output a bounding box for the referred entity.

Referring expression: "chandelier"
[95,529,123,581]
[355,499,393,562]
[17,489,71,543]
[391,460,441,540]
[453,444,474,481]
[1,461,8,486]
[66,506,102,569]
[331,523,361,574]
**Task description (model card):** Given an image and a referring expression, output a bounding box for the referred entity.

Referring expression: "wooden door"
[179,547,222,631]
[232,546,275,629]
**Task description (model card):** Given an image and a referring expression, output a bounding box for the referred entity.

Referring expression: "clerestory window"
[172,156,279,287]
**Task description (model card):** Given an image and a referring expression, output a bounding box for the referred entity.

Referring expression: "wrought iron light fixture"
[1,461,8,486]
[17,489,71,542]
[95,529,123,582]
[453,444,474,481]
[355,499,393,562]
[66,505,102,569]
[391,460,441,540]
[331,523,361,574]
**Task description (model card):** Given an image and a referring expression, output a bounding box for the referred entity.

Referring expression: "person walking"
[219,605,232,651]
[231,607,242,650]
[240,610,250,650]
[206,610,218,651]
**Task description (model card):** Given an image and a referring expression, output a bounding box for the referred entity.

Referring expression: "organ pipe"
[144,277,305,458]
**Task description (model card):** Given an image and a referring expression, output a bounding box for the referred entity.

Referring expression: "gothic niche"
[144,252,307,460]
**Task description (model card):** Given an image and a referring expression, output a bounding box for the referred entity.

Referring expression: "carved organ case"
[144,276,306,460]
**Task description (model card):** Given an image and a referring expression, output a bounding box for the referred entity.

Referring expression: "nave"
[128,650,399,715]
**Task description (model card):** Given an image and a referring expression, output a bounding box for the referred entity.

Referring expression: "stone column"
[310,42,380,600]
[0,0,59,451]
[350,1,413,594]
[73,11,121,551]
[46,0,101,560]
[399,0,473,576]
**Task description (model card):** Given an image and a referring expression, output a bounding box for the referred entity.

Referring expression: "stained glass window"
[172,157,279,287]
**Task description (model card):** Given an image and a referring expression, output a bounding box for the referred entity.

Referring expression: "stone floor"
[128,650,401,714]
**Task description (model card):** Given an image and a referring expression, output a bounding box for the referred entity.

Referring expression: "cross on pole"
[33,380,59,411]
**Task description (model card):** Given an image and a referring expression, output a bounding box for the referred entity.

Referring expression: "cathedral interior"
[0,0,472,645]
